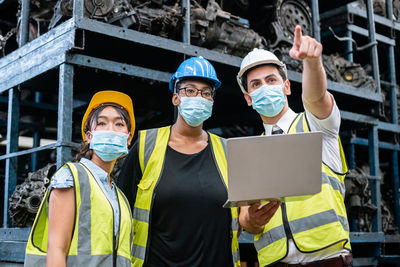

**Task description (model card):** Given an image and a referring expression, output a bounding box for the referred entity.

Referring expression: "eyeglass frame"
[177,86,216,99]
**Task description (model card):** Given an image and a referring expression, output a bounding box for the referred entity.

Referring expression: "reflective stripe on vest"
[24,162,133,267]
[132,126,240,267]
[255,112,351,267]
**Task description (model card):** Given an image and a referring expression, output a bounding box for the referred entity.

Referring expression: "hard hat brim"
[81,91,135,143]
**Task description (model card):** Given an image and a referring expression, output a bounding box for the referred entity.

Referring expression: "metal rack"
[0,0,399,265]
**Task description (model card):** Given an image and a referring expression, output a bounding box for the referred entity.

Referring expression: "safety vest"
[24,162,133,267]
[255,112,351,266]
[132,126,240,267]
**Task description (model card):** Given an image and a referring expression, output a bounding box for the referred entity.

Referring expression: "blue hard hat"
[169,56,221,92]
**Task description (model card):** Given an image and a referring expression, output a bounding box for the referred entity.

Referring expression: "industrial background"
[0,0,399,266]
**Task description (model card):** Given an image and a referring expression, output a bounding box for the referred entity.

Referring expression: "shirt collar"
[80,158,109,183]
[263,108,297,135]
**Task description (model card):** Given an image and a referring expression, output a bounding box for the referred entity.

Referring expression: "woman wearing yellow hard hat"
[25,90,135,267]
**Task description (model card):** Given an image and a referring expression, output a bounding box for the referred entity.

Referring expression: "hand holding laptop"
[239,201,281,234]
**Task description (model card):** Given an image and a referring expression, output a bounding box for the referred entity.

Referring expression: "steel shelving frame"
[0,0,399,265]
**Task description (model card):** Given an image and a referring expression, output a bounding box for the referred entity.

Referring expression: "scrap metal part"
[8,163,56,227]
[190,0,265,57]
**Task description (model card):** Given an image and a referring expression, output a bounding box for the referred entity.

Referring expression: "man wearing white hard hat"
[237,25,352,267]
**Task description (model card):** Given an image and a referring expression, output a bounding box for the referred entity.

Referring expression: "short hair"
[242,64,287,92]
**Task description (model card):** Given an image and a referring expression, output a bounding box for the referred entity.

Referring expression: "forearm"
[46,247,67,267]
[302,57,327,103]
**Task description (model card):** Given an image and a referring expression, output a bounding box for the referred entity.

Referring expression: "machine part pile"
[48,0,139,29]
[8,163,56,227]
[189,0,265,57]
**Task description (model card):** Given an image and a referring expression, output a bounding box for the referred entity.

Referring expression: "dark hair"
[74,104,131,162]
[242,64,287,92]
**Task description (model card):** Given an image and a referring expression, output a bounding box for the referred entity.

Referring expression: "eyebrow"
[182,83,212,89]
[97,115,124,121]
[249,74,278,84]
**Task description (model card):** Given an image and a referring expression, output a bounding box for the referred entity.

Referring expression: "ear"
[127,133,132,146]
[243,93,252,106]
[172,93,180,107]
[85,131,92,145]
[284,80,291,96]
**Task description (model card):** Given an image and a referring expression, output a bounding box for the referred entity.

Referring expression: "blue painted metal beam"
[346,24,396,46]
[0,19,76,93]
[73,0,84,19]
[350,232,385,242]
[289,71,384,102]
[310,0,320,42]
[18,0,30,47]
[392,151,400,232]
[74,18,242,67]
[0,96,57,111]
[181,0,190,44]
[365,0,381,95]
[56,64,74,168]
[65,54,172,83]
[0,141,80,161]
[369,126,382,235]
[3,88,20,228]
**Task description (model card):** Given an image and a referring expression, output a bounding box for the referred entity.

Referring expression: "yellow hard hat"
[81,90,135,143]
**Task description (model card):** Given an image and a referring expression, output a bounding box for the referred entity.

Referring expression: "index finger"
[293,25,303,48]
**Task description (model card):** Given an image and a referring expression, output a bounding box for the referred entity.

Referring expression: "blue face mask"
[89,130,129,162]
[178,97,213,127]
[249,84,286,117]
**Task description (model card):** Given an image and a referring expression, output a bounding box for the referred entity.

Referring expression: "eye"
[186,88,196,95]
[97,121,106,126]
[203,91,212,97]
[267,77,277,83]
[251,81,260,89]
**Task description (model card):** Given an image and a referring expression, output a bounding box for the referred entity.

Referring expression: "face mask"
[249,84,286,117]
[178,97,213,127]
[89,130,129,161]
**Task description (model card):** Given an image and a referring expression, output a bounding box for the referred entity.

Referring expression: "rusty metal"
[8,163,56,227]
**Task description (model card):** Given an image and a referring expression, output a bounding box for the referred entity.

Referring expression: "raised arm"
[290,25,333,119]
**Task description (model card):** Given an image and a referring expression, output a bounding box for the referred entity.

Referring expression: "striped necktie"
[271,126,284,135]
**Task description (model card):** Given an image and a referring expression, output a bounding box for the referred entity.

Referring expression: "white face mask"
[89,130,129,161]
[178,97,213,127]
[249,84,286,117]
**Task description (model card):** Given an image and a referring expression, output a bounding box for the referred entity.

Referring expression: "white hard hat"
[237,48,287,93]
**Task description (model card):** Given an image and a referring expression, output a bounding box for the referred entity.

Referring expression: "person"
[24,90,135,267]
[118,56,248,267]
[237,25,352,267]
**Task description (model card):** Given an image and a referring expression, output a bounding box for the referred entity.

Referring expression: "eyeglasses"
[178,86,215,99]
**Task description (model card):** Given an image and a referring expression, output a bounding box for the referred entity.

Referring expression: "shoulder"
[304,101,341,136]
[49,164,74,190]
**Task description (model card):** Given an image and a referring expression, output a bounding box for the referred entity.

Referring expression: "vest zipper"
[281,202,293,240]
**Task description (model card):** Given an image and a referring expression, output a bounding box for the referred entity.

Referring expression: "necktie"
[271,126,284,135]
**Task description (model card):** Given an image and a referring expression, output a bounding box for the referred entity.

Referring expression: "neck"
[260,105,289,125]
[90,154,116,186]
[172,115,204,139]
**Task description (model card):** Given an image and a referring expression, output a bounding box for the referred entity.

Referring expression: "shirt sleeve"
[116,140,142,211]
[304,100,341,137]
[48,165,74,191]
[304,100,343,173]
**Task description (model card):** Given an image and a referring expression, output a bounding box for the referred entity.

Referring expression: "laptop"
[223,131,323,208]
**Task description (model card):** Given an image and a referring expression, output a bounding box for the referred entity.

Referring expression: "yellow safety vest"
[24,162,133,267]
[255,112,351,266]
[132,126,240,267]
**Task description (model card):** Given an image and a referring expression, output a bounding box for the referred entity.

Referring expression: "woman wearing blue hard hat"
[118,56,241,267]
